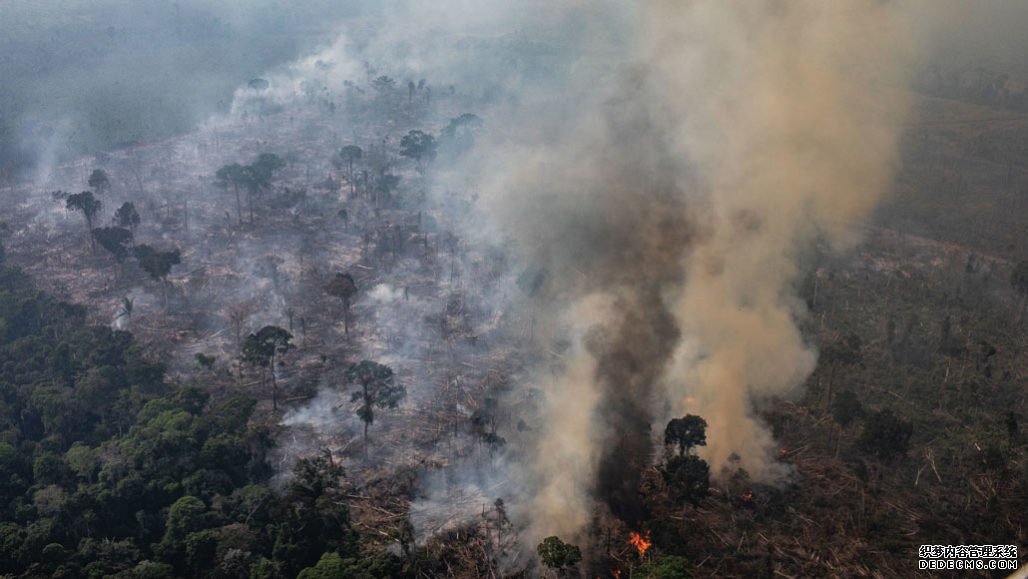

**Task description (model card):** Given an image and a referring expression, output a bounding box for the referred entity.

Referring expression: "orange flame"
[740,491,754,502]
[612,570,622,579]
[628,531,652,557]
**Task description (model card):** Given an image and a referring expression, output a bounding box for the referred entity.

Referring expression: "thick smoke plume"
[463,0,914,542]
[3,0,1010,564]
[653,0,914,479]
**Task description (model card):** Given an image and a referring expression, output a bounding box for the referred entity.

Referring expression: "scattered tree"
[114,201,140,230]
[241,325,294,410]
[373,174,400,207]
[439,113,483,157]
[133,244,180,283]
[133,244,181,308]
[195,353,216,371]
[65,192,102,251]
[536,536,581,575]
[251,153,286,190]
[334,145,363,196]
[399,130,437,168]
[216,154,285,224]
[344,360,406,443]
[325,273,358,335]
[88,168,111,195]
[92,226,133,266]
[664,415,707,456]
[215,163,247,225]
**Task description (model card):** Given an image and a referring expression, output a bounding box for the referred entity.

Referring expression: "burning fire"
[740,491,754,502]
[628,531,652,557]
[612,570,622,579]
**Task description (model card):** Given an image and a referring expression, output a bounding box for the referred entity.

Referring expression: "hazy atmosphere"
[0,1,1026,577]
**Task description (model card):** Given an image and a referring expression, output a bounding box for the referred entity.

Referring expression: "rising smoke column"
[230,0,916,549]
[471,0,914,543]
[647,0,914,481]
[471,52,695,542]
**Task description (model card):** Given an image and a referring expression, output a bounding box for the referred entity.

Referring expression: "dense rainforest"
[0,260,405,578]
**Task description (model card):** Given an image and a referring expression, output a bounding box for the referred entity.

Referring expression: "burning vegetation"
[629,531,652,558]
[0,0,1026,578]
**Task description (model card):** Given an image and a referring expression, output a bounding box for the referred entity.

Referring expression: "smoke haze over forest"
[1,1,1028,577]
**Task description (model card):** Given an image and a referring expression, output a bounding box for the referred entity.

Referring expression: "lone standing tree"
[664,414,707,456]
[88,168,111,196]
[325,272,358,336]
[242,325,293,410]
[662,415,711,508]
[133,244,181,309]
[344,360,406,444]
[334,145,363,196]
[215,163,248,225]
[114,201,140,230]
[399,130,437,169]
[65,191,102,251]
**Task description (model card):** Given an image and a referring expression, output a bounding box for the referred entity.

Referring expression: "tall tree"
[399,130,437,168]
[215,163,247,225]
[344,361,406,444]
[664,415,707,456]
[92,226,133,270]
[88,168,111,195]
[536,536,582,575]
[325,273,358,335]
[217,154,285,224]
[662,455,710,508]
[334,146,363,196]
[65,192,102,252]
[242,326,293,410]
[439,113,483,157]
[133,244,181,309]
[114,202,140,230]
[1010,260,1028,321]
[251,153,286,190]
